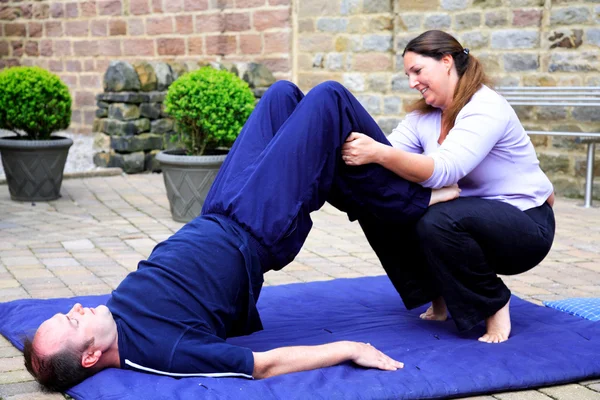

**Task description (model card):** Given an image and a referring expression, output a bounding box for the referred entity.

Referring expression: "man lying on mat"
[24,81,459,392]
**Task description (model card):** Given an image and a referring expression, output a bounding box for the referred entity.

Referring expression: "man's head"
[24,303,118,392]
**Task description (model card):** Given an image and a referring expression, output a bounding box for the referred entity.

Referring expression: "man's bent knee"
[308,80,348,97]
[265,80,301,98]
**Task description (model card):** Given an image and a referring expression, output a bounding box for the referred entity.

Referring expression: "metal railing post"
[584,142,595,208]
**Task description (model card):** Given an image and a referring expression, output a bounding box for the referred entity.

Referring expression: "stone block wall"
[0,0,292,134]
[296,0,400,133]
[296,0,600,129]
[92,60,275,173]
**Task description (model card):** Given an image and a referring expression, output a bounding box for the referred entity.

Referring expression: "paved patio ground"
[1,173,600,400]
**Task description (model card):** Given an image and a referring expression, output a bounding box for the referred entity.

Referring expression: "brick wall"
[0,0,292,133]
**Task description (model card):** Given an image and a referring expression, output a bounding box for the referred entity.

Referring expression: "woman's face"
[403,51,456,110]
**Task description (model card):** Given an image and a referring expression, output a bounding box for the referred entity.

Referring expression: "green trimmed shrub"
[164,67,255,155]
[0,66,72,140]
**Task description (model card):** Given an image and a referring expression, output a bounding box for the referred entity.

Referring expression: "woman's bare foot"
[478,299,511,343]
[419,296,448,321]
[429,184,460,206]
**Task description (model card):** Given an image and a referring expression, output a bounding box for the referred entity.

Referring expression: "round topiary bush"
[0,66,72,140]
[164,67,255,155]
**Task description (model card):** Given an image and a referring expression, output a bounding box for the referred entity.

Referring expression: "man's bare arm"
[252,341,403,379]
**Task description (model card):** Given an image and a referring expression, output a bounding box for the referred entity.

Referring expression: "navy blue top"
[106,214,264,378]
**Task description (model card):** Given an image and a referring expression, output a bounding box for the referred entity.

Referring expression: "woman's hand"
[351,342,404,371]
[342,132,435,183]
[341,132,386,166]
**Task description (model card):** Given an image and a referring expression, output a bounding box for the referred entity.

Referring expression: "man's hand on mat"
[351,342,404,371]
[252,341,402,379]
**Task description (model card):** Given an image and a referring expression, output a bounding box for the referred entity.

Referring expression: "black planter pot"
[156,149,227,223]
[0,135,73,202]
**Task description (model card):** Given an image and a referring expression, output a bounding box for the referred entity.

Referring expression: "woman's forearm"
[377,145,435,183]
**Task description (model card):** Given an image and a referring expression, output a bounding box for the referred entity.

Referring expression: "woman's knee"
[415,203,458,241]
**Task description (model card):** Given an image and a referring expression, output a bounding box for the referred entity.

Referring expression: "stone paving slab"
[0,173,600,400]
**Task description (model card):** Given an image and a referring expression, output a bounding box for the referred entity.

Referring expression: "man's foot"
[429,185,460,206]
[419,296,448,321]
[478,299,511,343]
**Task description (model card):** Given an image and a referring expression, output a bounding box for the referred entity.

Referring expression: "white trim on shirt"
[124,359,254,379]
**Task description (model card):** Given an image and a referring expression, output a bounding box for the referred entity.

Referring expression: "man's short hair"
[23,336,96,392]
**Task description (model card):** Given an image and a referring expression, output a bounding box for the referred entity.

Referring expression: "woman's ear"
[441,54,454,72]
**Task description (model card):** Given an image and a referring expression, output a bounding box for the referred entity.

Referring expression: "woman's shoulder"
[462,85,512,116]
[470,85,509,107]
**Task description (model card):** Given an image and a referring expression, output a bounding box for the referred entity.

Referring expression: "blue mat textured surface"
[1,276,600,400]
[545,298,600,321]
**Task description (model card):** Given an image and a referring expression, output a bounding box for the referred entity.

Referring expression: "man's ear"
[81,349,102,369]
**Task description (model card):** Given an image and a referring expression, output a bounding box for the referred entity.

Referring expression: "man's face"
[34,303,117,362]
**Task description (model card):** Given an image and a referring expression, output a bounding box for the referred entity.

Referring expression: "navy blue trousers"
[360,197,555,332]
[202,81,431,271]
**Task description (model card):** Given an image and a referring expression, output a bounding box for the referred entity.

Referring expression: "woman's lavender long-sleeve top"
[388,85,553,211]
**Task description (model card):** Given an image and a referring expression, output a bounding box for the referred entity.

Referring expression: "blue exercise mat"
[1,276,600,400]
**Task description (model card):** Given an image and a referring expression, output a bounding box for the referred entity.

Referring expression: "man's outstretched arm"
[252,341,403,379]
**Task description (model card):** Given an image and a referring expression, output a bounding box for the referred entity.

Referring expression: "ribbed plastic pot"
[0,136,73,202]
[156,150,227,223]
